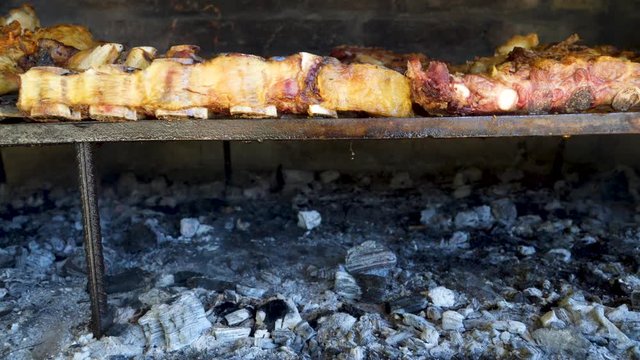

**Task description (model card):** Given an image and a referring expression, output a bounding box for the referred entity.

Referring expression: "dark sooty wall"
[2,0,639,62]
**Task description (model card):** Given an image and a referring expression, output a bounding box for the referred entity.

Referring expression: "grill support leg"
[75,142,109,337]
[223,140,232,187]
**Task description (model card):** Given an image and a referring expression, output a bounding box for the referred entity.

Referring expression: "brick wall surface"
[2,0,638,62]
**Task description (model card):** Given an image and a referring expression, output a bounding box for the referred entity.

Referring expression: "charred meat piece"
[18,38,80,69]
[0,5,99,95]
[330,45,429,73]
[32,24,96,51]
[407,34,640,115]
[0,4,40,31]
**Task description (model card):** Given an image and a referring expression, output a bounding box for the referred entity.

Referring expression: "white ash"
[225,308,252,326]
[179,217,200,238]
[419,207,437,225]
[334,266,361,300]
[547,248,572,263]
[236,284,266,298]
[454,205,494,230]
[1,168,640,359]
[138,288,172,306]
[212,326,252,342]
[445,231,469,249]
[442,311,465,331]
[428,286,456,308]
[138,292,212,352]
[345,241,397,276]
[518,245,536,256]
[297,210,322,230]
[316,312,357,351]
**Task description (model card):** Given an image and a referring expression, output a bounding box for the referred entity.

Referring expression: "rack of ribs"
[17,46,413,120]
[406,34,640,115]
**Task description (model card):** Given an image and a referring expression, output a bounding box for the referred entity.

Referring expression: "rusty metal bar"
[0,113,640,145]
[75,142,109,337]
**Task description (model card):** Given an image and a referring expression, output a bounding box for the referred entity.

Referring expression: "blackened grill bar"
[1,113,640,146]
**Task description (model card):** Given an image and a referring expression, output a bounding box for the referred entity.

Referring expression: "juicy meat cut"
[330,45,429,73]
[18,50,413,120]
[407,34,640,115]
[0,5,98,95]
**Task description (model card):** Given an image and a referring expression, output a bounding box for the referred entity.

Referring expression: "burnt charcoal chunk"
[491,198,518,226]
[259,299,289,331]
[173,271,235,291]
[0,303,13,317]
[564,87,594,113]
[345,241,397,276]
[355,274,389,303]
[599,169,633,202]
[173,271,205,286]
[107,356,132,360]
[121,223,157,253]
[105,267,149,294]
[186,277,235,292]
[339,302,369,319]
[213,301,240,317]
[389,294,429,314]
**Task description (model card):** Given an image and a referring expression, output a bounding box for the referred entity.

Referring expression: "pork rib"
[407,34,640,115]
[0,5,99,95]
[17,50,413,120]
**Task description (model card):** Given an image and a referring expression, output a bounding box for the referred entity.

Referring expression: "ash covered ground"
[1,166,640,359]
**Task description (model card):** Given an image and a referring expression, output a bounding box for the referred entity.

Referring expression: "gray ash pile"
[1,167,640,359]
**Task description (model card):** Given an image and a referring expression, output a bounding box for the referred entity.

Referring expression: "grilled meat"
[0,4,39,31]
[18,51,412,120]
[331,45,429,73]
[0,5,98,95]
[407,34,640,115]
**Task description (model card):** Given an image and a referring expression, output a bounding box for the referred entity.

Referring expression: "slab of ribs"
[1,4,639,121]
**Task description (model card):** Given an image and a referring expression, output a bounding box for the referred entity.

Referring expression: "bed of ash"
[1,166,640,360]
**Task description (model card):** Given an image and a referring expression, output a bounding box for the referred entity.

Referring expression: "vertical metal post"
[223,140,232,187]
[75,142,109,337]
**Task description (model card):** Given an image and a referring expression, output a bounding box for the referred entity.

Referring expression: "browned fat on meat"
[407,56,640,115]
[330,45,429,73]
[0,4,99,95]
[18,52,413,120]
[407,35,640,115]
